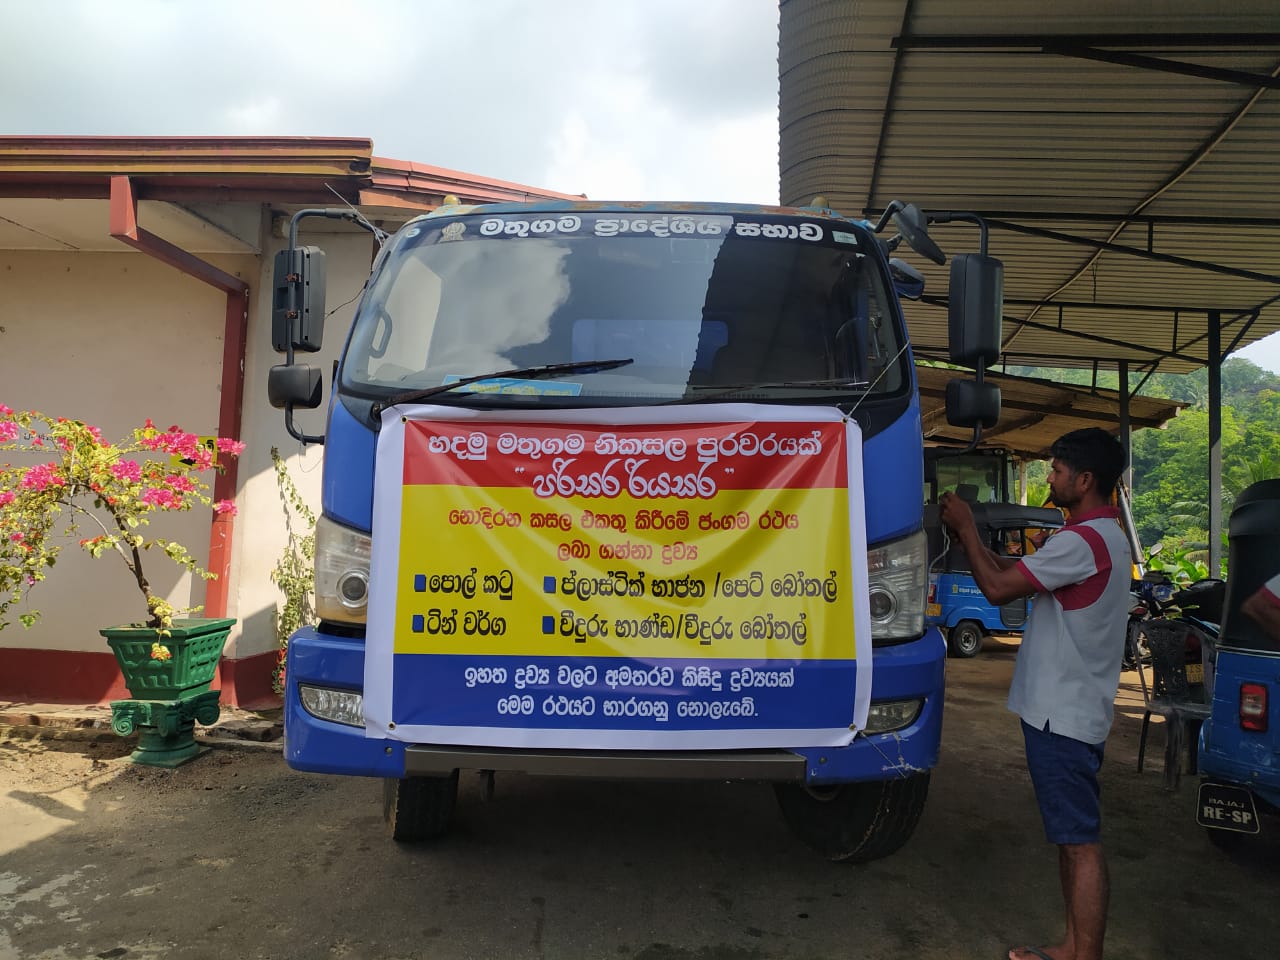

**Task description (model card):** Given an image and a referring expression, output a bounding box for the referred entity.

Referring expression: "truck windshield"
[341,211,908,406]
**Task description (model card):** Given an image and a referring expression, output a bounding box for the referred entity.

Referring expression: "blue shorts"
[1021,720,1105,845]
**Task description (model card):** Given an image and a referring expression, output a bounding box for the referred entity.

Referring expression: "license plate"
[1197,781,1260,834]
[1187,662,1204,684]
[926,603,941,618]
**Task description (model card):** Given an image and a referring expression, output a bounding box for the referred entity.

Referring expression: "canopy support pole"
[1209,310,1223,576]
[1118,359,1132,494]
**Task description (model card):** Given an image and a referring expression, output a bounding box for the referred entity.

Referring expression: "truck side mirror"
[945,378,1000,430]
[890,203,946,265]
[948,254,1002,369]
[268,364,323,409]
[272,246,327,353]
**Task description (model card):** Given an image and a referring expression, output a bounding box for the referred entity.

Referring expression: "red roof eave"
[370,156,585,206]
[0,136,582,208]
[0,135,376,202]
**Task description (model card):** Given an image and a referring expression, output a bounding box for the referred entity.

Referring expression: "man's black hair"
[1050,427,1126,497]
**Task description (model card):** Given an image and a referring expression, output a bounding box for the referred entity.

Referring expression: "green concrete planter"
[100,617,233,700]
[109,690,222,767]
[100,617,233,767]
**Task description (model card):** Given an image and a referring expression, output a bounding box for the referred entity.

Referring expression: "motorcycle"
[1126,570,1224,692]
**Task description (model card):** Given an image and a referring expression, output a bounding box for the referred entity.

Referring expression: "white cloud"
[224,97,285,134]
[0,0,780,203]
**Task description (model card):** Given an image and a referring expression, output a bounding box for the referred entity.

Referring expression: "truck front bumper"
[283,625,946,785]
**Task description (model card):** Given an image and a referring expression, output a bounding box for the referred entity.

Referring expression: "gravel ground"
[2,639,1278,960]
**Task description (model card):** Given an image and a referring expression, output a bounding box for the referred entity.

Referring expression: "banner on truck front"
[363,403,872,749]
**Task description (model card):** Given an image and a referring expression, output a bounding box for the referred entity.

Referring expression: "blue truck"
[267,198,1003,861]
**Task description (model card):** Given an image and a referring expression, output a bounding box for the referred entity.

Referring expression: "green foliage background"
[1004,357,1280,574]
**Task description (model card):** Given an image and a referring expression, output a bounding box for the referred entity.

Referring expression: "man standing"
[939,427,1131,960]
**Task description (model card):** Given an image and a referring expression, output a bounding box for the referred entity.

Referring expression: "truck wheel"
[383,772,459,842]
[948,621,984,658]
[774,772,930,863]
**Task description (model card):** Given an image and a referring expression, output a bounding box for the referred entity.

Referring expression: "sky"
[0,0,781,205]
[3,0,1279,375]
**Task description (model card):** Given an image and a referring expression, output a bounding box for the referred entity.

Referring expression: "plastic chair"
[1136,619,1212,790]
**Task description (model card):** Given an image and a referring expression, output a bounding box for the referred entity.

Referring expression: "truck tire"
[383,772,459,842]
[948,620,984,658]
[774,772,930,863]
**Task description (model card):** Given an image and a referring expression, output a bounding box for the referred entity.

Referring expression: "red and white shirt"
[1008,506,1134,745]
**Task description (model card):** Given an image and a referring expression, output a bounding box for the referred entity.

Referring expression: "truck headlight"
[315,515,372,624]
[866,529,926,643]
[299,684,365,727]
[864,697,924,733]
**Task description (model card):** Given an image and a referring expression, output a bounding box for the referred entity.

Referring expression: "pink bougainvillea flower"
[0,409,248,632]
[20,463,65,491]
[151,429,208,462]
[141,487,181,509]
[110,460,143,483]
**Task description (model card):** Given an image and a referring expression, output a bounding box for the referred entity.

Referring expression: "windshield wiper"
[681,377,870,403]
[372,358,634,416]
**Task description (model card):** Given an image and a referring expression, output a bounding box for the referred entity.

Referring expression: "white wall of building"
[0,246,255,650]
[1,207,380,679]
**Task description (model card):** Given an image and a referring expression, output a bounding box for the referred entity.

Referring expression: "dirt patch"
[1,644,1277,960]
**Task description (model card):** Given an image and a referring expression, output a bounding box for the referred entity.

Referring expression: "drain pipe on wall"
[108,175,250,622]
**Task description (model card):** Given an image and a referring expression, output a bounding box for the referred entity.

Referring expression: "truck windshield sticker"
[441,375,584,397]
[364,403,872,750]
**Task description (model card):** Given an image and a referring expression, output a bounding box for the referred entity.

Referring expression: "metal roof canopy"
[778,1,1280,571]
[916,365,1184,461]
[779,0,1280,378]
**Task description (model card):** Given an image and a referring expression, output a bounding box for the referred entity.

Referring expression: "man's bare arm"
[938,492,1036,605]
[954,525,1037,605]
[980,544,1020,572]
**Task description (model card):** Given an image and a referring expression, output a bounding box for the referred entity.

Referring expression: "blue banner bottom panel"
[389,654,856,732]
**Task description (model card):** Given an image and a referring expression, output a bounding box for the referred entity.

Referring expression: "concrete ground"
[1,636,1277,960]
